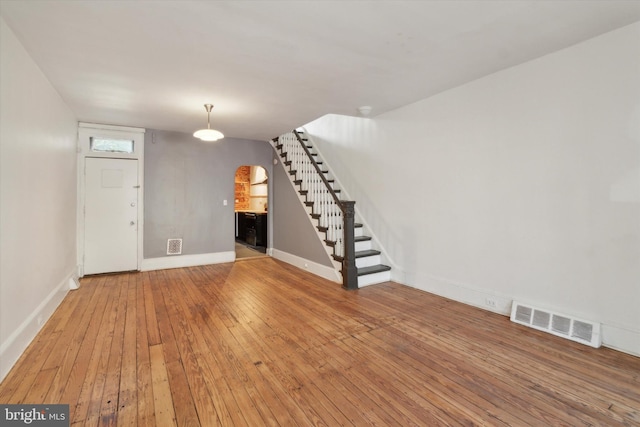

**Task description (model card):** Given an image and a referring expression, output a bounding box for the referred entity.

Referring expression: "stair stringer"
[271,141,343,283]
[298,128,403,285]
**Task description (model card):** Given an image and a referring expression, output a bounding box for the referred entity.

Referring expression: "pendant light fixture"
[193,104,224,141]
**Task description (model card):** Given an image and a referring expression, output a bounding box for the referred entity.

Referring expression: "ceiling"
[2,1,640,141]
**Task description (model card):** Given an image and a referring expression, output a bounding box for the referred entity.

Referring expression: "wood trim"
[141,251,236,271]
[271,248,341,283]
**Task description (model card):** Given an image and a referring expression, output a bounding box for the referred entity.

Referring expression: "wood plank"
[149,344,177,427]
[142,270,161,346]
[136,272,156,427]
[116,274,139,427]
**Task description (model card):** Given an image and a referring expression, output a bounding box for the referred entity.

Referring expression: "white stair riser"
[355,227,363,237]
[356,255,381,268]
[358,270,392,287]
[355,240,372,252]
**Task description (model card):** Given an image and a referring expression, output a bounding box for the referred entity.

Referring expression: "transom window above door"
[90,137,134,154]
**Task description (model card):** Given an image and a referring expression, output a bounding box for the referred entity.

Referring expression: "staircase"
[273,130,391,289]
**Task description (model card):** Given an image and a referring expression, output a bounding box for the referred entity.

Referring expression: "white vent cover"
[511,301,601,348]
[167,238,182,255]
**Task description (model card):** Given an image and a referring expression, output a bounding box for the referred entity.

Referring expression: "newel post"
[341,201,358,290]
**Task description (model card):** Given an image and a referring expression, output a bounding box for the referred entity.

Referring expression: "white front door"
[84,157,139,275]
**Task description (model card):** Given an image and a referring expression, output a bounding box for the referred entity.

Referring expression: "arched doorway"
[234,165,268,259]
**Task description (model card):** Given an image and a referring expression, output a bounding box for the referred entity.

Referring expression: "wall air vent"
[510,301,601,348]
[167,238,183,255]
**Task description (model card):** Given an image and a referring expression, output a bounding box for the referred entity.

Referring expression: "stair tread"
[355,235,372,242]
[355,249,381,258]
[357,264,391,276]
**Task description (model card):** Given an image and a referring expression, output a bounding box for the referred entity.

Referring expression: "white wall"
[0,17,78,380]
[304,22,640,356]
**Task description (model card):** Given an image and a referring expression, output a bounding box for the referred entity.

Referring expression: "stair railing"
[277,131,357,290]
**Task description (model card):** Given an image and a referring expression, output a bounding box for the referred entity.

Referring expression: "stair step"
[355,235,372,242]
[299,189,340,196]
[333,249,382,264]
[356,249,381,258]
[357,264,391,276]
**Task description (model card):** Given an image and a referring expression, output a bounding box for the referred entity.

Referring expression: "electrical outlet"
[485,297,497,308]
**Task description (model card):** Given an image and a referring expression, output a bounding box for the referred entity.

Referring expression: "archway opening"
[234,165,268,259]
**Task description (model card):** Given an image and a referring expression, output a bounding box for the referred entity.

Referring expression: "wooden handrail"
[289,130,357,290]
[292,130,346,210]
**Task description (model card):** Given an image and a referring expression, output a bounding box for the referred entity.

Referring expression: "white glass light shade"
[193,128,224,141]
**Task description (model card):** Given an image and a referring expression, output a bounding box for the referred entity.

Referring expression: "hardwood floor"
[1,257,638,426]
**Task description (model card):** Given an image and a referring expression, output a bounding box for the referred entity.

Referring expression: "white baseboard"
[408,272,512,315]
[271,249,341,283]
[601,324,640,357]
[406,271,640,357]
[0,270,74,382]
[141,251,236,271]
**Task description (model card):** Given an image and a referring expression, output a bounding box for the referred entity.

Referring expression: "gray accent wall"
[144,129,273,258]
[145,128,335,269]
[271,158,334,267]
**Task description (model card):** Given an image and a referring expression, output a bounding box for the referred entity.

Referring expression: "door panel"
[84,157,138,275]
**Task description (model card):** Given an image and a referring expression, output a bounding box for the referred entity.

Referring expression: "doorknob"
[130,221,135,226]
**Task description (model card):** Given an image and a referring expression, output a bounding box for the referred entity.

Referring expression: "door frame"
[77,122,145,277]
